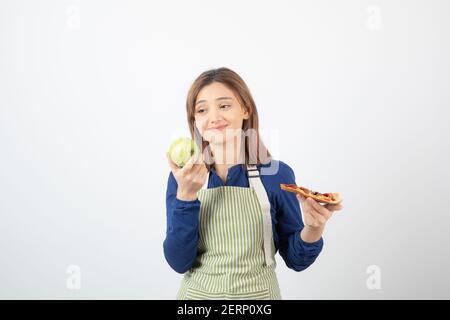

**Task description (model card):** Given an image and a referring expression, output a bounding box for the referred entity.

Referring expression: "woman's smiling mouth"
[208,124,228,131]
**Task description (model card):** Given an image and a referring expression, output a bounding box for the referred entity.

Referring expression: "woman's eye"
[196,109,205,113]
[220,104,231,109]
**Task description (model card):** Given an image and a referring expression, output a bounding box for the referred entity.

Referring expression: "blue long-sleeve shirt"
[163,159,324,274]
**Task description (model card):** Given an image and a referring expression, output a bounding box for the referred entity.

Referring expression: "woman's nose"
[207,109,223,124]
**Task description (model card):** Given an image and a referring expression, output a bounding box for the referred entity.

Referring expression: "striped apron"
[176,165,281,300]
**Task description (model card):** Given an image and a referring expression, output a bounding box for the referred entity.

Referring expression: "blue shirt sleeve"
[163,172,200,273]
[274,161,324,272]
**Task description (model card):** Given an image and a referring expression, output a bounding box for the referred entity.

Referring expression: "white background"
[1,0,449,299]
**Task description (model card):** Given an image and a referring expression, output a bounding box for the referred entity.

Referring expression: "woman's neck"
[210,137,244,183]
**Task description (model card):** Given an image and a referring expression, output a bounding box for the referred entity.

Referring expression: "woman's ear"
[243,108,250,120]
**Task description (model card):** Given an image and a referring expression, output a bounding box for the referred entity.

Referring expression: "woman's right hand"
[166,152,208,201]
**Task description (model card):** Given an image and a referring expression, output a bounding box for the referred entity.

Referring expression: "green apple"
[168,137,200,167]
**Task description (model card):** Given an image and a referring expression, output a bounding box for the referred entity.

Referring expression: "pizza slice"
[280,183,341,205]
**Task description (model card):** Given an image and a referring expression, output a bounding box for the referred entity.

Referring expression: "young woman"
[164,67,343,300]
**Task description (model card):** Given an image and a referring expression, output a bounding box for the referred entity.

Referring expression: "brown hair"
[186,67,272,171]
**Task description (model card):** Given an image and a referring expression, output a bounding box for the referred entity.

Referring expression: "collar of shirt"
[208,161,273,188]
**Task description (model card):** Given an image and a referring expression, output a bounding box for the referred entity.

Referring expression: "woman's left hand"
[297,194,344,229]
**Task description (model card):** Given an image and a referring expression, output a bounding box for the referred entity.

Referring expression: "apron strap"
[201,170,210,190]
[247,164,275,266]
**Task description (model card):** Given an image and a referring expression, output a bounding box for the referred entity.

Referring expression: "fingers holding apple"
[176,158,208,201]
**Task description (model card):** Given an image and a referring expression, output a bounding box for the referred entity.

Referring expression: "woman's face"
[194,82,249,146]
